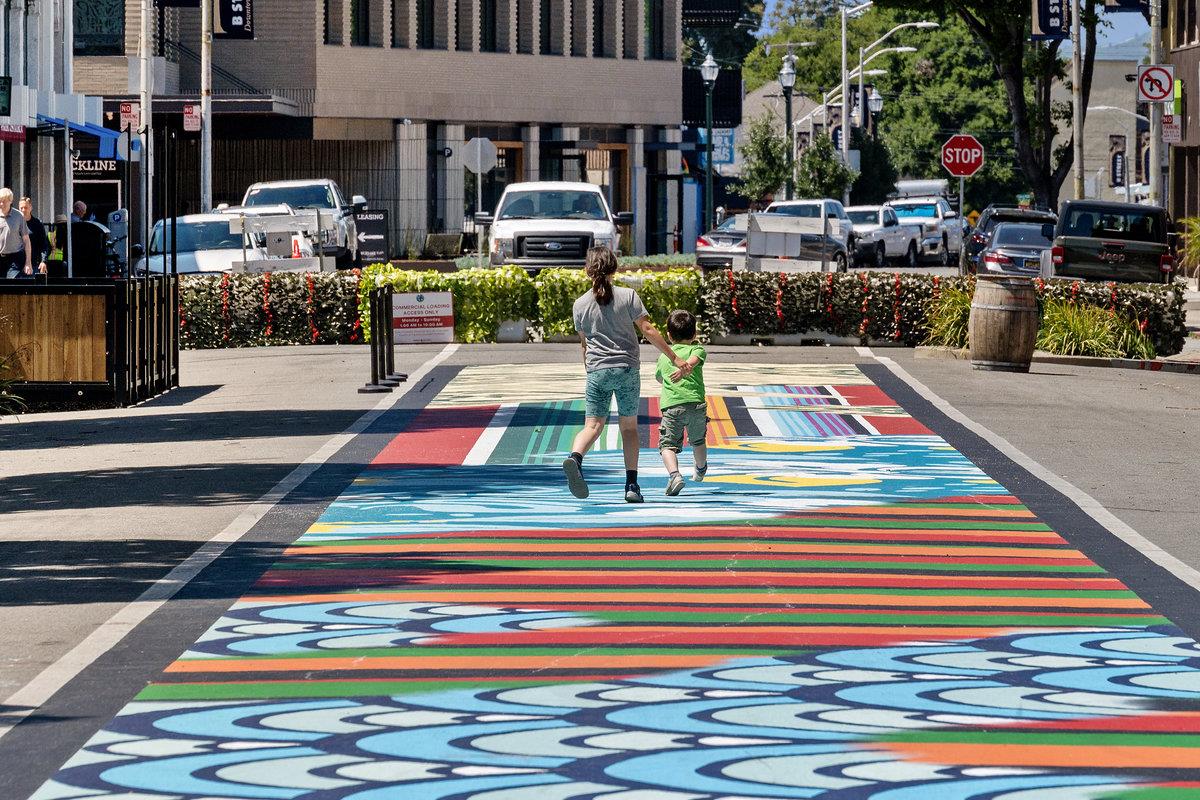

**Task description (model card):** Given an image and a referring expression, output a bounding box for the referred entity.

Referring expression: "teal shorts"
[585,367,641,419]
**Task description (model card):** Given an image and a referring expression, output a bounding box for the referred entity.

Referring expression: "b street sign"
[354,209,390,264]
[1031,0,1068,40]
[214,0,253,39]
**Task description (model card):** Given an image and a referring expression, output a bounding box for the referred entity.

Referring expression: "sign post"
[463,136,497,270]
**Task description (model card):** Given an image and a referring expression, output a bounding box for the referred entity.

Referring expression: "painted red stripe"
[832,384,899,407]
[370,405,497,467]
[647,396,661,450]
[866,415,934,435]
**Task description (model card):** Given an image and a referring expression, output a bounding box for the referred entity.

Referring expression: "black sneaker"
[563,457,589,499]
[625,482,644,503]
[693,463,708,482]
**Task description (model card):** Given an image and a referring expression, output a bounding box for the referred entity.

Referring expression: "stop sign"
[942,134,985,178]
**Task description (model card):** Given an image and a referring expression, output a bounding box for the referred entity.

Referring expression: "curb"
[915,346,1200,376]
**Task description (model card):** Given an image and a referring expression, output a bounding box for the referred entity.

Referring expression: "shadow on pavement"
[133,384,224,407]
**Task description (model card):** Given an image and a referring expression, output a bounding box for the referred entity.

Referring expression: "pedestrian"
[563,246,691,504]
[0,188,33,279]
[71,200,95,223]
[19,197,49,276]
[656,309,709,496]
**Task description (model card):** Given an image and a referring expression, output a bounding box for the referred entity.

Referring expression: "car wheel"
[834,252,848,273]
[939,238,950,267]
[872,243,886,270]
[905,241,919,269]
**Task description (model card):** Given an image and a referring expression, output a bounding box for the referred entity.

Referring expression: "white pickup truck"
[886,195,963,266]
[475,181,633,270]
[845,205,922,268]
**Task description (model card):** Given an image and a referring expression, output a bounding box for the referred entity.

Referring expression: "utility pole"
[1070,0,1084,199]
[140,0,154,240]
[201,0,213,210]
[1149,0,1162,205]
[840,5,850,204]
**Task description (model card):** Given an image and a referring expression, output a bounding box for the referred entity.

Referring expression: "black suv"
[966,205,1057,272]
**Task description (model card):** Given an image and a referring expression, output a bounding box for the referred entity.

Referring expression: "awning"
[36,114,130,160]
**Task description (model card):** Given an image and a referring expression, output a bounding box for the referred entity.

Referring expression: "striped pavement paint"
[29,364,1200,800]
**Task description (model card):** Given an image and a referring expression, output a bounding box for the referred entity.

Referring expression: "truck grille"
[517,235,591,260]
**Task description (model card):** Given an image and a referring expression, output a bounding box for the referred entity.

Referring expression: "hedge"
[177,268,1186,357]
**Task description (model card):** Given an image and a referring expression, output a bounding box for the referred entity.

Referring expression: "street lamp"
[700,53,719,232]
[779,56,797,199]
[856,45,914,126]
[868,87,884,140]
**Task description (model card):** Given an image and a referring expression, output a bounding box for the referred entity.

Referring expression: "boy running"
[656,309,708,496]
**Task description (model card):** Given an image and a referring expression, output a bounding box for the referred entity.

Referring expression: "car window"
[885,209,897,225]
[992,223,1053,247]
[892,203,937,218]
[715,217,742,232]
[1064,207,1161,242]
[498,190,608,221]
[150,220,245,254]
[768,203,821,218]
[847,210,878,225]
[245,184,336,209]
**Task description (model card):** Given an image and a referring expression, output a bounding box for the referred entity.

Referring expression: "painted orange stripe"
[882,741,1200,769]
[241,590,1151,609]
[706,395,737,446]
[166,654,728,673]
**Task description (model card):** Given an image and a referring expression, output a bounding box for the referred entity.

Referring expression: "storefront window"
[350,0,371,45]
[75,0,125,56]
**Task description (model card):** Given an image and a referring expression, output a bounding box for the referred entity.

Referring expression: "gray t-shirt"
[572,285,649,372]
[0,207,28,255]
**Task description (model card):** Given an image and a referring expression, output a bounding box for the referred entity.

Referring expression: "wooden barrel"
[969,276,1038,372]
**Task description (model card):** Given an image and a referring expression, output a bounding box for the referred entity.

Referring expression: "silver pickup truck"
[845,205,922,268]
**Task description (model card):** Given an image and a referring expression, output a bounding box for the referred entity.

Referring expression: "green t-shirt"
[656,343,707,409]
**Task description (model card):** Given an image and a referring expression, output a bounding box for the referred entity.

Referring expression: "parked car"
[966,205,1057,271]
[977,221,1055,276]
[241,179,365,267]
[886,196,963,266]
[1041,200,1175,284]
[216,204,316,260]
[475,181,633,270]
[762,199,854,271]
[845,205,921,268]
[134,214,259,275]
[696,215,747,271]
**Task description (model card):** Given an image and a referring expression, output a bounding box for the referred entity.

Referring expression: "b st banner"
[1031,0,1068,40]
[214,0,253,39]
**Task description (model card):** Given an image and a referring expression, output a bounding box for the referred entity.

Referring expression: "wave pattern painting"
[33,364,1200,800]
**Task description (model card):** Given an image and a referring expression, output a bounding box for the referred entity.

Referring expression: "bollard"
[358,288,393,394]
[382,287,408,383]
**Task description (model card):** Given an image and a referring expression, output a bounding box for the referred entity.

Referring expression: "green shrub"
[1036,299,1156,359]
[457,253,697,271]
[924,286,973,349]
[1032,277,1184,357]
[536,268,701,339]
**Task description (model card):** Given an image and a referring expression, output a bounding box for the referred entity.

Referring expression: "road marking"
[871,353,1200,591]
[462,403,516,466]
[0,343,460,743]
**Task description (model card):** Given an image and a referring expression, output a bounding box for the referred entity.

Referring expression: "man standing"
[71,200,94,223]
[19,197,49,275]
[0,188,33,278]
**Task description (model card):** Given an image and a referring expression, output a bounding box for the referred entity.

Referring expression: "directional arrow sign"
[353,209,390,264]
[1138,64,1174,103]
[357,231,385,242]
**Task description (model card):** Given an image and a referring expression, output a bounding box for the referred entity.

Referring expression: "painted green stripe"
[1095,788,1200,800]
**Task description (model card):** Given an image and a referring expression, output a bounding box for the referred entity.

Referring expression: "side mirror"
[944,209,958,219]
[614,211,634,227]
[351,195,368,212]
[474,212,494,227]
[130,243,145,258]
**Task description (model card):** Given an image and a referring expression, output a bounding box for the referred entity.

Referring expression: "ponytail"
[585,246,618,306]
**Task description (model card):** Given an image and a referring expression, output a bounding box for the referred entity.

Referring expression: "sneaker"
[563,457,589,499]
[665,474,685,496]
[693,463,708,482]
[625,482,644,503]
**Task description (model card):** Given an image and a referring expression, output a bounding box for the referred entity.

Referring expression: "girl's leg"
[618,415,640,471]
[571,416,606,456]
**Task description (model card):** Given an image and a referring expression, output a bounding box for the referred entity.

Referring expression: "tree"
[795,133,858,199]
[850,128,899,204]
[735,114,791,204]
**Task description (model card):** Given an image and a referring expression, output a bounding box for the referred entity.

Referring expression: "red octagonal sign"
[942,134,985,178]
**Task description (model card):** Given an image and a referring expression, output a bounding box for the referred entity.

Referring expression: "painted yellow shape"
[721,439,852,454]
[709,473,881,488]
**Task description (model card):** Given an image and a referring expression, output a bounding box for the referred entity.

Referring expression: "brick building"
[74,0,686,254]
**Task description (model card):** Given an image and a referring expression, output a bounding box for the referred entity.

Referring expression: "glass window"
[847,210,878,225]
[244,184,337,209]
[992,223,1053,247]
[768,203,821,218]
[480,0,498,51]
[75,0,125,55]
[645,0,664,59]
[892,203,938,218]
[350,0,371,45]
[150,221,246,254]
[593,0,606,56]
[498,189,609,220]
[540,0,556,54]
[1063,206,1162,241]
[416,0,435,47]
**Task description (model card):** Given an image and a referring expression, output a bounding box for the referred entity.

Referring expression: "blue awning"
[36,114,131,160]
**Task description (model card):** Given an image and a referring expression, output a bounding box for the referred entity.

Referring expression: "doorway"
[646,173,683,255]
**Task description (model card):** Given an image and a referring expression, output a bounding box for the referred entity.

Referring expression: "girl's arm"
[635,315,691,381]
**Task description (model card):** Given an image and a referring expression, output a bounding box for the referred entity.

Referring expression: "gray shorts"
[659,401,708,452]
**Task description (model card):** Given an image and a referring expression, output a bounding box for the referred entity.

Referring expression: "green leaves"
[794,133,857,202]
[734,114,792,204]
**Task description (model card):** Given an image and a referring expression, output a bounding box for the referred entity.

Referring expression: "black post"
[377,289,399,388]
[784,85,794,200]
[383,287,407,383]
[170,128,179,387]
[358,289,392,393]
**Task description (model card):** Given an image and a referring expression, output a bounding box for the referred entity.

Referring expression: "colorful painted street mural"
[33,364,1200,800]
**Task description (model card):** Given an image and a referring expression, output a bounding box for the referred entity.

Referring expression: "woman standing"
[563,247,691,503]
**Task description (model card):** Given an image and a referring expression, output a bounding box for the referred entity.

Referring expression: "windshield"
[892,204,937,218]
[150,220,245,254]
[992,223,1053,247]
[245,184,336,209]
[714,217,745,233]
[498,190,609,221]
[1063,207,1162,242]
[768,203,821,218]
[847,210,878,225]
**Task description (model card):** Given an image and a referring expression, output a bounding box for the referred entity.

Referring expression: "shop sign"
[0,124,24,142]
[214,0,253,39]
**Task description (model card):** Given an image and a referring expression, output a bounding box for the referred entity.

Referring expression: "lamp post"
[779,56,797,200]
[856,20,936,128]
[700,53,719,232]
[868,86,884,141]
[855,46,914,127]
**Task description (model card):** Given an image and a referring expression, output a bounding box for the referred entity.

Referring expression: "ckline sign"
[941,134,985,178]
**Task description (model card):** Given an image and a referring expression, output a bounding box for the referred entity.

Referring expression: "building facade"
[1168,0,1200,218]
[74,0,686,254]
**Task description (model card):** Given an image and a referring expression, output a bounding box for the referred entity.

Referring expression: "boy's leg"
[688,404,709,481]
[659,407,686,496]
[660,447,680,475]
[692,442,709,481]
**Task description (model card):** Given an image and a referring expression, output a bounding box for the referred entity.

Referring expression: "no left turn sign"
[1137,64,1174,103]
